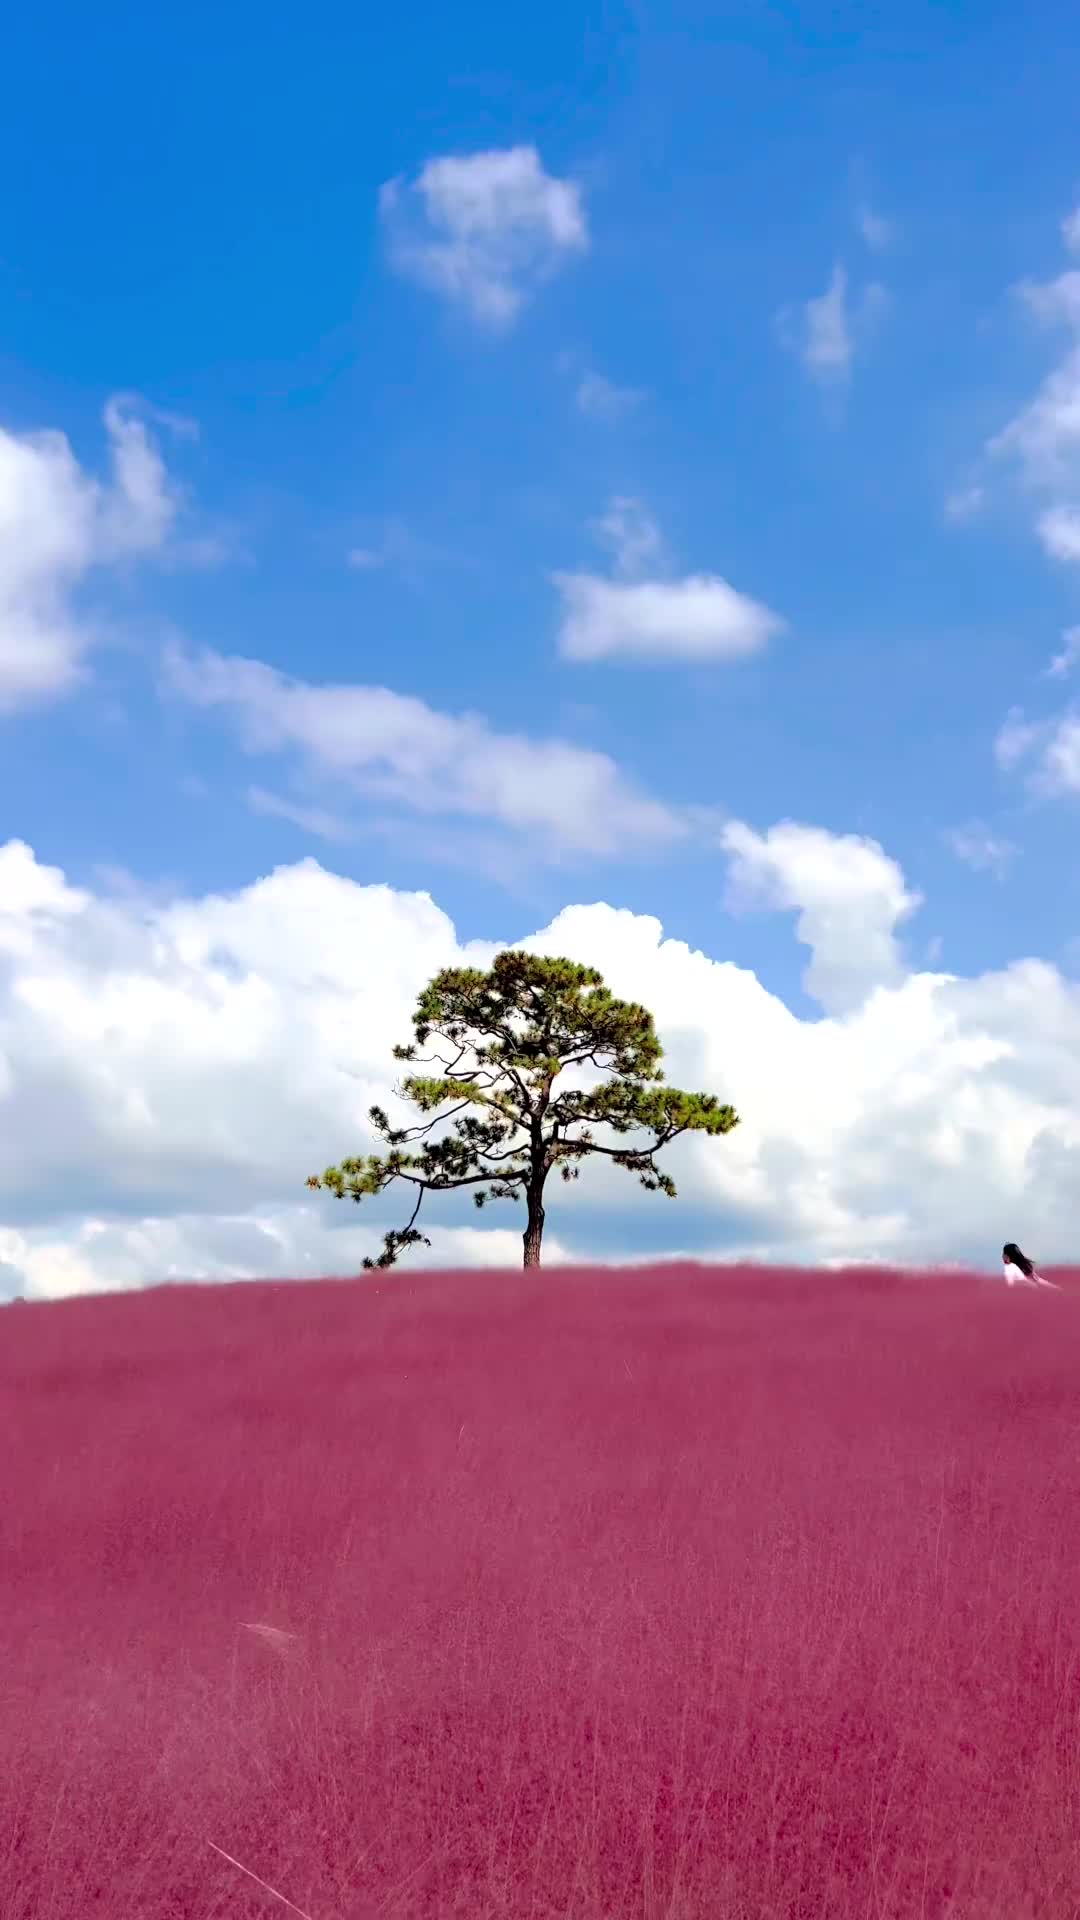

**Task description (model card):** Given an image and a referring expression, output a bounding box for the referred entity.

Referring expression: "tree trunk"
[523,1188,545,1268]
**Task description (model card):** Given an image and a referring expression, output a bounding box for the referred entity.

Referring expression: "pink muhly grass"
[2,1260,1079,1917]
[206,1839,318,1918]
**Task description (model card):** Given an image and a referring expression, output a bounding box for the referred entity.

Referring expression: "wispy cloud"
[804,265,853,379]
[779,264,887,386]
[162,643,682,861]
[995,706,1043,772]
[344,517,458,587]
[1037,503,1080,562]
[995,700,1080,797]
[985,209,1080,560]
[588,497,666,577]
[246,786,354,843]
[1045,625,1080,678]
[856,203,892,252]
[943,821,1017,879]
[575,370,644,423]
[944,484,985,523]
[379,145,588,329]
[989,343,1080,490]
[1041,715,1080,792]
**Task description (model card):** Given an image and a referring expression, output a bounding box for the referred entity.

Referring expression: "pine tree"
[306,950,739,1269]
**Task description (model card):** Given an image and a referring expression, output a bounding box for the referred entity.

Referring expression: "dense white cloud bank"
[2,825,1079,1299]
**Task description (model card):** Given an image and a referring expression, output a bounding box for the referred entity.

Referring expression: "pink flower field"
[4,1262,1080,1919]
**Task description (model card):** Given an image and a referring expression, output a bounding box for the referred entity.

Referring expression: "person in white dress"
[1002,1242,1059,1289]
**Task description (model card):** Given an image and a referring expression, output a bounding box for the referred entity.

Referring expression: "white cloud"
[344,518,446,587]
[575,371,643,422]
[994,706,1042,771]
[246,786,353,843]
[588,496,666,577]
[987,221,1080,553]
[857,203,892,252]
[553,496,785,666]
[379,145,588,328]
[781,264,887,386]
[994,701,1080,796]
[1064,205,1080,256]
[1036,502,1080,562]
[720,820,921,1015]
[554,573,784,665]
[162,643,682,858]
[7,827,1080,1293]
[0,1210,575,1301]
[1046,625,1080,678]
[1017,269,1080,331]
[0,396,181,713]
[943,821,1017,879]
[98,396,180,551]
[803,264,853,379]
[1040,714,1080,792]
[990,342,1080,485]
[944,484,985,523]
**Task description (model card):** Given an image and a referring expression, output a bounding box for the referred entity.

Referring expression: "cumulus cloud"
[0,1210,575,1301]
[379,145,588,328]
[553,497,785,666]
[6,827,1080,1295]
[720,820,921,1015]
[0,396,181,713]
[162,643,682,859]
[555,573,784,665]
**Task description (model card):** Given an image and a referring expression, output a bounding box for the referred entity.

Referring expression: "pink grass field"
[4,1262,1080,1920]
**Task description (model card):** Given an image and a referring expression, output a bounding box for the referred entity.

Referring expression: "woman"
[1002,1242,1059,1289]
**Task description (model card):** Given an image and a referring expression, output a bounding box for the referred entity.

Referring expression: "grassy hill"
[4,1262,1079,1918]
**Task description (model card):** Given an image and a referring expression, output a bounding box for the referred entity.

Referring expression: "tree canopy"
[306,949,739,1269]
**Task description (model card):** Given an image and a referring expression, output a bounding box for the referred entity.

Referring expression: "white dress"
[1002,1257,1058,1289]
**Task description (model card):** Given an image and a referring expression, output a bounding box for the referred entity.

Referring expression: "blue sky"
[5,1,1080,1290]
